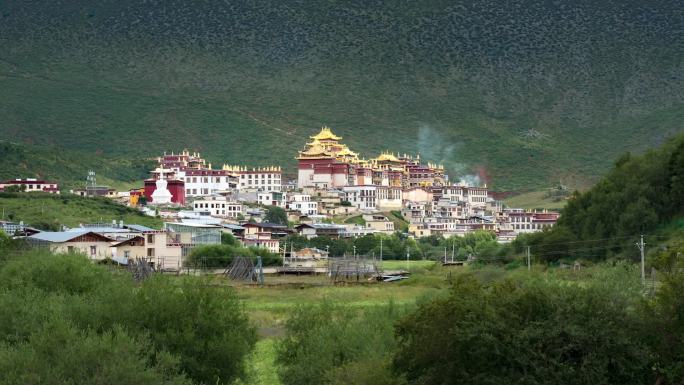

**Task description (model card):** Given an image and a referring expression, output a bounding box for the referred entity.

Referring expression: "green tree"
[264,205,288,225]
[641,241,684,384]
[668,140,684,213]
[0,252,258,385]
[127,277,257,384]
[221,232,238,246]
[187,244,281,268]
[2,185,25,193]
[394,275,651,385]
[353,234,379,256]
[542,133,684,260]
[310,236,350,257]
[281,234,310,251]
[0,320,190,385]
[277,302,404,385]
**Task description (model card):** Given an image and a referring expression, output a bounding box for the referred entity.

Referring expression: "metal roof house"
[27,231,115,260]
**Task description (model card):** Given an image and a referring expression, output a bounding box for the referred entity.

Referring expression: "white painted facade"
[236,171,282,192]
[178,171,237,197]
[287,194,318,216]
[376,187,403,211]
[442,185,488,207]
[257,191,285,207]
[342,186,378,211]
[192,197,243,218]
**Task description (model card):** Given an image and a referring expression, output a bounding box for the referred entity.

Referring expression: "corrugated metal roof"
[124,224,158,232]
[29,231,92,243]
[65,227,131,233]
[221,224,245,230]
[165,222,221,228]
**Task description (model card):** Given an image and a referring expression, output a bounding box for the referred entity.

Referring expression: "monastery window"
[90,246,97,256]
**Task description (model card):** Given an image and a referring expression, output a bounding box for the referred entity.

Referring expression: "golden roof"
[310,126,342,141]
[376,151,400,162]
[298,144,333,157]
[336,147,358,157]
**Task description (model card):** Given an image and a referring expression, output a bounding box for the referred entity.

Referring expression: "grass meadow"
[225,260,644,384]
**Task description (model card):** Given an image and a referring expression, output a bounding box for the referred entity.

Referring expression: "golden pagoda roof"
[376,151,400,162]
[298,144,333,157]
[336,147,358,157]
[310,126,342,141]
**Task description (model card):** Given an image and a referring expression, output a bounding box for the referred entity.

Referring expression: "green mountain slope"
[0,1,682,190]
[0,141,153,190]
[520,132,684,261]
[0,192,162,230]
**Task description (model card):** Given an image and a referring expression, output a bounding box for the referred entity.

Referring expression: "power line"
[535,244,626,257]
[529,235,637,249]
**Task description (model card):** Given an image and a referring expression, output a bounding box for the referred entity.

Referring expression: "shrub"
[393,274,652,385]
[0,319,190,385]
[277,302,404,385]
[0,251,257,385]
[187,244,282,268]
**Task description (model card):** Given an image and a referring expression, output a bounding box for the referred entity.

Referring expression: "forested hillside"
[1,1,682,190]
[521,132,684,260]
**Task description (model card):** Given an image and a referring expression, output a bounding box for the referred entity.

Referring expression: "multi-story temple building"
[145,150,281,203]
[296,127,446,189]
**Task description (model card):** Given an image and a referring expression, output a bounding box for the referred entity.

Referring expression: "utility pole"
[527,246,531,271]
[636,235,646,286]
[444,247,447,263]
[451,242,455,262]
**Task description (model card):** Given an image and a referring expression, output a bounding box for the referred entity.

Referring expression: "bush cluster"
[0,248,256,385]
[277,251,684,385]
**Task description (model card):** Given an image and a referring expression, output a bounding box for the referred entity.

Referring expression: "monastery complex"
[2,126,559,268]
[135,126,557,242]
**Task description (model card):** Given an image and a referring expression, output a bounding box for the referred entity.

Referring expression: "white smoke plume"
[416,125,483,187]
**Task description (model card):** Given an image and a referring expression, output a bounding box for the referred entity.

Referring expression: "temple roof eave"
[309,126,342,141]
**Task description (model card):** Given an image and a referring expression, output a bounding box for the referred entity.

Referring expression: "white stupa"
[150,178,172,205]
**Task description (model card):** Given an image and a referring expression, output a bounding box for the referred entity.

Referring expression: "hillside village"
[0,127,559,269]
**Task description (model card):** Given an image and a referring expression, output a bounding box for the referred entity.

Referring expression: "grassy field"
[229,260,443,331]
[227,260,644,385]
[0,192,162,230]
[230,260,449,385]
[239,339,281,385]
[384,211,409,232]
[503,190,568,210]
